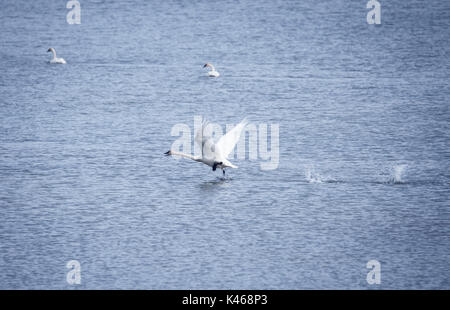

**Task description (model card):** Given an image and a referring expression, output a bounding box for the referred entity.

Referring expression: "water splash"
[305,167,323,183]
[388,164,407,184]
[304,166,336,184]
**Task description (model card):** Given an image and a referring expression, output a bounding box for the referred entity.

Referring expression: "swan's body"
[165,118,247,175]
[47,48,66,64]
[203,63,220,77]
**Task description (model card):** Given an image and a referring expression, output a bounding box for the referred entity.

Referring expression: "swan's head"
[203,63,211,68]
[164,150,172,156]
[47,48,54,53]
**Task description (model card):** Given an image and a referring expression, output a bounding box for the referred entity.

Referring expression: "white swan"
[47,48,66,64]
[165,118,247,175]
[203,63,220,77]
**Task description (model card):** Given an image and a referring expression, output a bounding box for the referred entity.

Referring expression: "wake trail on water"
[303,164,413,185]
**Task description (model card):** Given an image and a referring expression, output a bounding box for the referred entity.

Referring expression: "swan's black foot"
[222,169,225,176]
[212,162,223,171]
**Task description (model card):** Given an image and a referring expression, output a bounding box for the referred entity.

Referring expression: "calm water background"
[0,0,449,289]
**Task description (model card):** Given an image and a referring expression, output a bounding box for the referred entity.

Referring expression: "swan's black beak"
[164,150,171,156]
[203,64,207,68]
[47,49,51,52]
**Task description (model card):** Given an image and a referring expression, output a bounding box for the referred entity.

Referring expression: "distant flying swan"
[203,63,220,77]
[165,118,247,175]
[47,48,66,64]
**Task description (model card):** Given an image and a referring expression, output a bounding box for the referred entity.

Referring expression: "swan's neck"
[51,49,57,59]
[209,65,215,72]
[170,151,200,161]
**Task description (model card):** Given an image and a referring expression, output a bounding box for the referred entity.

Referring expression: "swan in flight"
[47,48,66,64]
[165,118,248,175]
[203,63,220,77]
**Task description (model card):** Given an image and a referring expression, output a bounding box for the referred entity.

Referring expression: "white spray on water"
[389,164,407,184]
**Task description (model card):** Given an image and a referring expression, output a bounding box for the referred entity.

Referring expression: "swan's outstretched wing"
[216,118,248,159]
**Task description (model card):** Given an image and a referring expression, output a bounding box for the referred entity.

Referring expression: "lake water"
[0,0,449,289]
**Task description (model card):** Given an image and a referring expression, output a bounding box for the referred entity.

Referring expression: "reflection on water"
[200,177,233,189]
